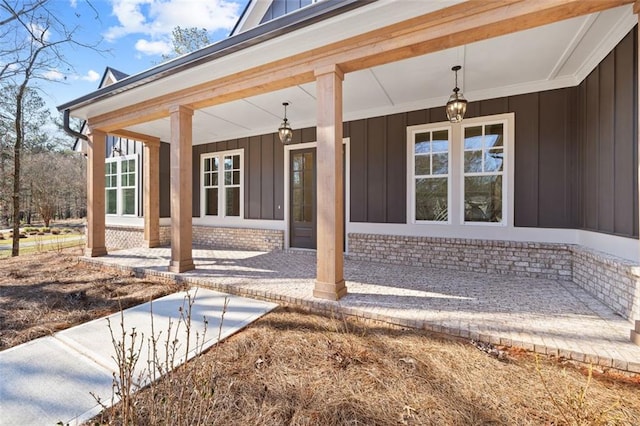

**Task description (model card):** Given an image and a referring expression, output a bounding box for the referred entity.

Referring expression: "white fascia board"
[72,0,463,119]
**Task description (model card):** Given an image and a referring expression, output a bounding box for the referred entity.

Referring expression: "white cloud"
[43,70,65,81]
[29,23,51,42]
[69,0,78,7]
[81,70,101,82]
[135,38,172,56]
[104,0,240,55]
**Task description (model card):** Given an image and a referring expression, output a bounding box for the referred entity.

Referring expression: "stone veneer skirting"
[191,226,283,251]
[105,225,283,252]
[348,233,639,324]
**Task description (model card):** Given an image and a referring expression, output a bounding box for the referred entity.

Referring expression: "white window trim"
[460,116,511,227]
[200,149,245,221]
[407,124,453,224]
[406,112,515,228]
[105,154,139,217]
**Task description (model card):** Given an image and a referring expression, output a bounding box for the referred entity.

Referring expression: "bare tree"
[1,0,100,255]
[161,26,211,62]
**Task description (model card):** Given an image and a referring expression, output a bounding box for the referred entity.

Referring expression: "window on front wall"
[105,155,138,216]
[408,114,511,226]
[463,123,504,223]
[412,128,450,222]
[202,150,243,218]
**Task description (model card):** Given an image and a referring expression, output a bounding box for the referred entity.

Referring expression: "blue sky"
[40,0,248,114]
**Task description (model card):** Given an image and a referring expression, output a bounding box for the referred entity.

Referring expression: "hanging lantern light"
[446,65,468,123]
[278,102,293,145]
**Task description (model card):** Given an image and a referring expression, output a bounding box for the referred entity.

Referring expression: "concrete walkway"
[84,247,640,375]
[0,288,277,425]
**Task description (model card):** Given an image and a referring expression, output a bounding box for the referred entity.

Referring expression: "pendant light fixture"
[278,102,293,145]
[446,65,468,123]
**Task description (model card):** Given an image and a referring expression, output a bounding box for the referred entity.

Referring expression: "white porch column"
[314,64,346,300]
[143,137,160,248]
[85,127,107,257]
[168,105,195,273]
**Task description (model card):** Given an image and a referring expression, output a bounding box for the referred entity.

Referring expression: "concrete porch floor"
[83,246,640,374]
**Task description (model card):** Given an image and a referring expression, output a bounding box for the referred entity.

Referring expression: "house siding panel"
[366,117,387,223]
[386,113,406,223]
[538,89,572,228]
[576,27,638,238]
[349,119,367,223]
[614,31,637,237]
[510,93,539,227]
[261,134,275,219]
[159,142,170,218]
[248,136,262,219]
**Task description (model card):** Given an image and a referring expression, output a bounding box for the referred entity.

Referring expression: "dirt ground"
[2,250,639,425]
[0,248,177,350]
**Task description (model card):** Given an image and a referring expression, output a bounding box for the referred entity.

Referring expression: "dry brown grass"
[0,249,177,349]
[94,307,640,426]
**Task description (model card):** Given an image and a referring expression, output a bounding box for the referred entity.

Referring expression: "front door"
[290,148,316,249]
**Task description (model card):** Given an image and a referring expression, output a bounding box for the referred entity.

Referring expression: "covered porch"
[64,0,640,302]
[82,246,640,374]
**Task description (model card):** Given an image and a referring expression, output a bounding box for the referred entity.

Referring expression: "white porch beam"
[314,64,346,301]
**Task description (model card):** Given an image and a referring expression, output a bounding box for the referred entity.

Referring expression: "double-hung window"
[463,123,504,223]
[411,128,450,222]
[202,150,243,218]
[105,155,138,216]
[408,113,511,226]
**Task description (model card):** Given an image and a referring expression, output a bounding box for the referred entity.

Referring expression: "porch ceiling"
[81,1,636,145]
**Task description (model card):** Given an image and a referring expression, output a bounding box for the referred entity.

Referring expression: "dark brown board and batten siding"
[188,26,638,239]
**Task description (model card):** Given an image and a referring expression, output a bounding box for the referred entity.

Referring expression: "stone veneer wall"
[348,233,573,280]
[192,226,283,251]
[348,233,639,323]
[572,246,640,324]
[105,225,171,249]
[106,225,283,252]
[105,225,146,250]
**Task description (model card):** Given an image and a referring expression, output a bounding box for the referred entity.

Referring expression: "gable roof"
[72,66,130,152]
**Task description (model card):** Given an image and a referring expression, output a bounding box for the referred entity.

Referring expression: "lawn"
[0,226,85,258]
[1,250,639,425]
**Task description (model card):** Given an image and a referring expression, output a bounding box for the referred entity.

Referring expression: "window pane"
[415,155,430,175]
[213,157,219,171]
[464,175,502,222]
[464,126,483,149]
[121,174,128,186]
[122,188,135,215]
[415,178,448,221]
[232,170,240,185]
[414,132,430,154]
[225,171,232,185]
[432,153,448,175]
[121,160,128,173]
[106,189,117,214]
[485,124,503,147]
[204,158,211,172]
[204,173,210,187]
[232,154,240,169]
[485,149,504,172]
[205,188,218,216]
[224,156,232,170]
[212,172,218,186]
[464,150,482,173]
[225,187,240,216]
[432,130,448,152]
[293,156,303,171]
